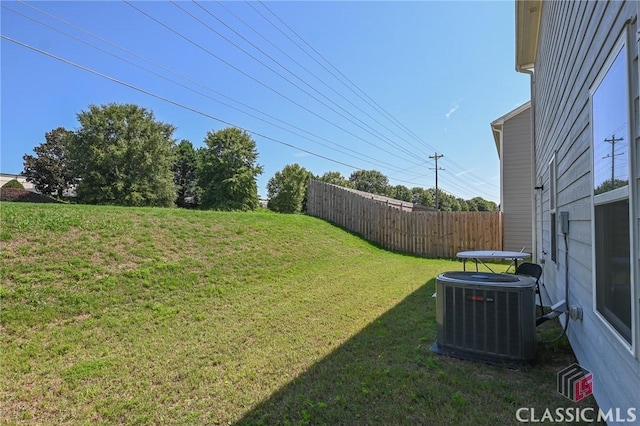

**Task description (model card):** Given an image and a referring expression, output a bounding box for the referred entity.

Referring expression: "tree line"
[313,169,498,212]
[23,103,262,210]
[22,103,498,213]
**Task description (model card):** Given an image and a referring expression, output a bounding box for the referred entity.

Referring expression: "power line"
[4,2,498,201]
[132,0,498,198]
[184,1,424,163]
[252,1,500,193]
[124,1,426,165]
[5,2,414,175]
[0,35,361,168]
[254,1,434,152]
[0,11,415,178]
[214,0,434,159]
[440,156,500,191]
[2,34,458,194]
[5,2,456,186]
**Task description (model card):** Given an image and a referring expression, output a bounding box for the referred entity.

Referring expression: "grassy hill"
[0,203,599,424]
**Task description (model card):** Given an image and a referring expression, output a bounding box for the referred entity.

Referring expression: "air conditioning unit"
[431,271,537,364]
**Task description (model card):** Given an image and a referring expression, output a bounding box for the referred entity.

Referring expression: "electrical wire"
[253,1,500,193]
[4,4,426,178]
[124,1,425,165]
[0,35,363,171]
[141,0,499,198]
[184,0,424,163]
[214,0,425,154]
[6,2,416,176]
[1,34,452,192]
[5,2,500,202]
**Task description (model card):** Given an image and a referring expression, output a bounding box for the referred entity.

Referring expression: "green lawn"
[0,203,601,425]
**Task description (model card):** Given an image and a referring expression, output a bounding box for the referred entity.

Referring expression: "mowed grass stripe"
[0,203,600,425]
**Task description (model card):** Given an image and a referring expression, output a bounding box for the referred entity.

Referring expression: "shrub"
[2,179,25,189]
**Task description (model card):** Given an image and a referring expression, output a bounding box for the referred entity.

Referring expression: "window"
[595,199,631,342]
[591,36,631,344]
[549,155,557,263]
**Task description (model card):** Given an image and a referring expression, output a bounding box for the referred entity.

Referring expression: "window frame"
[589,31,635,352]
[549,154,557,264]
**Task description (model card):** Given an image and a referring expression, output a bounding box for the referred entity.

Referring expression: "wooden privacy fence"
[307,180,502,258]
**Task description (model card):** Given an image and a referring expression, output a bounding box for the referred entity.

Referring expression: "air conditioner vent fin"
[432,271,536,364]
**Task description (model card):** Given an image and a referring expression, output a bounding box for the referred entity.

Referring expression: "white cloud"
[445,103,460,119]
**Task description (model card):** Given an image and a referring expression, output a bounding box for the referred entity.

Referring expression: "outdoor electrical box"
[560,211,569,233]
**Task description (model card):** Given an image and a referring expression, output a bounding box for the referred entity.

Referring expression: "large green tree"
[471,197,498,212]
[428,188,455,211]
[317,171,352,188]
[595,178,628,195]
[198,127,263,211]
[348,170,389,195]
[267,163,313,213]
[22,127,75,197]
[173,140,200,208]
[68,103,176,207]
[389,184,412,202]
[411,187,434,208]
[455,197,470,211]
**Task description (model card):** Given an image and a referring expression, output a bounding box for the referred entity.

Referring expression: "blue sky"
[1,1,530,203]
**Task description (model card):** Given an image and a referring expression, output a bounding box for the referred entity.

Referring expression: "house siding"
[501,108,533,252]
[533,0,640,419]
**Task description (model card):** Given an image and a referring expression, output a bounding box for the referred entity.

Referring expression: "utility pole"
[429,152,444,210]
[603,134,624,188]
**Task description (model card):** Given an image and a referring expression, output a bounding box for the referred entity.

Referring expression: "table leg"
[475,258,494,273]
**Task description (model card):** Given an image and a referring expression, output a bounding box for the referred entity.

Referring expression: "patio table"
[456,250,531,273]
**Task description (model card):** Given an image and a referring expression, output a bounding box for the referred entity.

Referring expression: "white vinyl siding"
[533,0,639,415]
